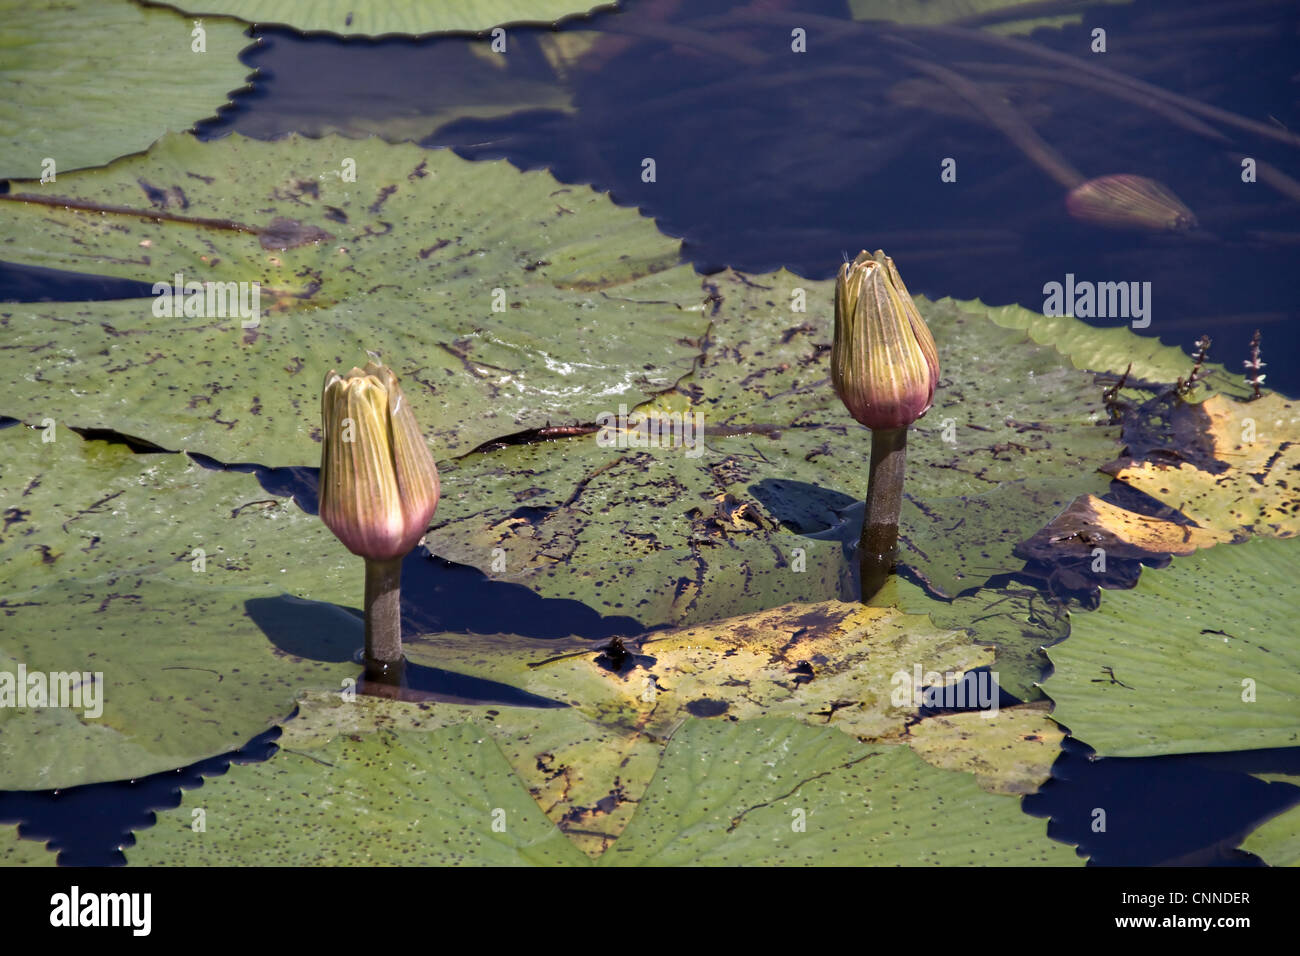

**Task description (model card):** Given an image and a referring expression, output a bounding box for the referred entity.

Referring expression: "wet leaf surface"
[127,723,590,866]
[155,0,619,36]
[1106,393,1300,540]
[1044,537,1300,758]
[0,0,254,179]
[601,717,1078,865]
[0,428,359,789]
[0,133,704,464]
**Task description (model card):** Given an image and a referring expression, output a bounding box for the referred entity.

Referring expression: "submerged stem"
[364,557,404,683]
[860,427,908,602]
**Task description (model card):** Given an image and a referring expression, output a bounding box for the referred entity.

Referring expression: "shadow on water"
[0,726,281,867]
[1025,737,1300,866]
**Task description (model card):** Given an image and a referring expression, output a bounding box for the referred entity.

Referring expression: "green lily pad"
[979,300,1249,401]
[0,427,361,789]
[428,439,857,628]
[1242,777,1300,866]
[359,597,990,855]
[130,711,1075,865]
[149,0,618,36]
[126,723,590,865]
[877,576,1069,704]
[907,703,1063,796]
[1043,537,1300,757]
[272,594,1043,856]
[0,0,253,179]
[427,279,1130,614]
[602,717,1078,865]
[899,475,1112,597]
[0,826,57,866]
[0,132,706,464]
[849,0,1133,35]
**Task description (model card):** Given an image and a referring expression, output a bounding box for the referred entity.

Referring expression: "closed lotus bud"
[832,250,940,431]
[319,359,440,561]
[1065,174,1197,231]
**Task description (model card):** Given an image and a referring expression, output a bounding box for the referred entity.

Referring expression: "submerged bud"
[1065,174,1197,232]
[832,250,940,431]
[319,359,440,561]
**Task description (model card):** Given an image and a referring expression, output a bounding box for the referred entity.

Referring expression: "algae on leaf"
[1044,537,1300,758]
[0,0,254,179]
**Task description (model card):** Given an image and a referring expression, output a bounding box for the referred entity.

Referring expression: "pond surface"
[2,0,1298,866]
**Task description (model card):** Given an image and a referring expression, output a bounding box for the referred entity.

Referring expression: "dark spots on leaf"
[95,593,141,613]
[418,239,450,259]
[781,322,815,343]
[686,698,730,717]
[259,217,334,251]
[407,160,428,181]
[3,506,30,531]
[185,171,215,184]
[137,178,170,207]
[368,185,397,215]
[323,206,348,224]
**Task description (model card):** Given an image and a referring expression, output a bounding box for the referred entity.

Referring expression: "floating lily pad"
[908,703,1063,795]
[426,277,1128,613]
[1018,493,1233,565]
[0,428,360,789]
[602,718,1079,865]
[878,576,1068,704]
[1107,393,1300,540]
[150,0,618,36]
[0,132,706,463]
[428,438,857,628]
[0,825,56,866]
[899,476,1112,597]
[1043,537,1300,757]
[0,0,253,179]
[127,723,589,865]
[979,300,1249,401]
[279,597,991,856]
[849,0,1132,35]
[1242,777,1300,866]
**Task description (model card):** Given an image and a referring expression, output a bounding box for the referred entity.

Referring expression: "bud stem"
[860,426,908,602]
[363,557,404,682]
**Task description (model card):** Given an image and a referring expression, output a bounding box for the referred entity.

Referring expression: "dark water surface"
[201,0,1300,392]
[3,0,1299,865]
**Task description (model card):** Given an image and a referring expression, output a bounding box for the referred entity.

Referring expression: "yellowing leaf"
[1108,393,1300,539]
[907,702,1064,795]
[1020,493,1231,561]
[285,598,994,857]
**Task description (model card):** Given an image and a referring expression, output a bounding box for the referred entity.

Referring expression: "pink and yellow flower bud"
[319,360,440,562]
[831,250,940,431]
[1065,174,1197,232]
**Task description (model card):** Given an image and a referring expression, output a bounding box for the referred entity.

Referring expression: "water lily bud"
[319,359,440,561]
[832,250,940,431]
[1065,174,1197,231]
